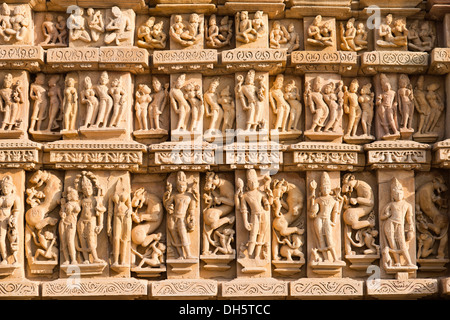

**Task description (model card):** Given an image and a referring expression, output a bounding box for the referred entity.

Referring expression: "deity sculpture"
[202,172,235,256]
[408,20,435,52]
[104,6,132,46]
[62,77,78,132]
[376,74,399,140]
[137,17,167,49]
[107,178,132,269]
[0,175,21,266]
[205,14,232,49]
[377,14,408,48]
[235,11,265,44]
[149,78,169,131]
[169,14,203,47]
[380,178,415,270]
[0,74,22,131]
[74,171,106,265]
[341,174,378,257]
[305,76,329,132]
[236,70,265,131]
[307,15,334,48]
[163,172,198,260]
[308,172,344,264]
[416,177,449,262]
[236,169,271,262]
[94,71,114,128]
[340,18,367,52]
[134,84,151,131]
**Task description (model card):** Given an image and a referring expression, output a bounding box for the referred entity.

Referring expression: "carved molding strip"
[221,279,288,297]
[151,279,217,297]
[42,278,148,297]
[290,279,363,298]
[0,280,39,297]
[366,279,438,298]
[361,51,429,75]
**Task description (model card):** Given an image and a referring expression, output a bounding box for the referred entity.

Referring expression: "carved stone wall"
[0,0,449,300]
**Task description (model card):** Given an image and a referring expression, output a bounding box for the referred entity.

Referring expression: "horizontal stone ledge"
[0,45,44,72]
[152,49,218,72]
[429,48,450,75]
[151,279,218,299]
[0,279,40,298]
[290,50,357,75]
[290,278,364,299]
[360,51,429,75]
[366,279,439,299]
[41,278,148,298]
[220,278,288,298]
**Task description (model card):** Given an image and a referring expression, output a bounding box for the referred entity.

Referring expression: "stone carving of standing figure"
[376,74,399,139]
[284,80,302,132]
[343,79,361,138]
[163,171,197,260]
[149,78,169,131]
[397,74,414,132]
[218,86,235,132]
[107,177,132,268]
[358,83,374,138]
[170,74,191,131]
[134,84,151,131]
[270,74,290,132]
[184,83,203,132]
[414,76,431,135]
[0,175,20,265]
[75,172,106,265]
[306,76,329,132]
[0,74,22,131]
[41,14,59,46]
[94,71,113,128]
[59,186,81,265]
[236,70,259,131]
[204,78,223,134]
[46,75,63,132]
[104,6,131,46]
[29,73,47,132]
[81,76,99,129]
[237,169,271,260]
[108,77,127,128]
[308,172,344,264]
[63,77,78,132]
[380,178,415,270]
[323,81,342,132]
[424,82,444,134]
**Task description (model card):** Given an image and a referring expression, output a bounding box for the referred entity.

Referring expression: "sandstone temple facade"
[0,0,448,300]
